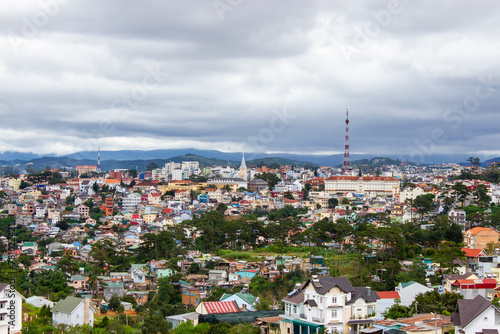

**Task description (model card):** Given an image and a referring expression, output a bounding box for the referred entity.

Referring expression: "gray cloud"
[0,0,500,158]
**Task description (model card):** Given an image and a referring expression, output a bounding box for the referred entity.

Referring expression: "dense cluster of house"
[1,161,500,333]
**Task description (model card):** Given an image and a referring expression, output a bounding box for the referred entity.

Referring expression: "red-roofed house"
[462,248,487,258]
[305,177,325,187]
[175,189,190,200]
[148,192,162,205]
[452,278,497,300]
[195,301,240,315]
[375,291,401,320]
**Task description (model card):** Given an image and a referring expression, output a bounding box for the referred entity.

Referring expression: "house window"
[332,296,337,304]
[293,305,297,314]
[331,310,337,318]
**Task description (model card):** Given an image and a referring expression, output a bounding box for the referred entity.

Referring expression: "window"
[293,305,297,314]
[331,309,337,318]
[332,296,337,304]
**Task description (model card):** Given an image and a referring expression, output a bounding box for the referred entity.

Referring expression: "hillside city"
[1,155,500,334]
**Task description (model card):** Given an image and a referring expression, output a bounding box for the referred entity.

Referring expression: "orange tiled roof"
[467,227,500,236]
[376,291,400,299]
[461,248,483,258]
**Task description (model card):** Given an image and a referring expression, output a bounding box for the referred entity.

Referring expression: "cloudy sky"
[1,0,499,161]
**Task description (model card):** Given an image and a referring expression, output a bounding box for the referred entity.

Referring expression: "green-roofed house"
[51,296,95,327]
[21,241,38,255]
[220,292,259,311]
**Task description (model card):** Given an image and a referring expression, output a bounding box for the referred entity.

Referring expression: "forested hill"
[1,154,317,172]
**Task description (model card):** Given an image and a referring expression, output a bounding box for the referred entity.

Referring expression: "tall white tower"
[239,153,247,180]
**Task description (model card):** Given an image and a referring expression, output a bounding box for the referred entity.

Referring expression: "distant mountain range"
[0,149,499,172]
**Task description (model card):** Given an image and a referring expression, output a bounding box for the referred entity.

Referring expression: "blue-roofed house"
[235,269,259,280]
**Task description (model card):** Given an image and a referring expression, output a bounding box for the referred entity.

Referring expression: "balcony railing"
[312,317,324,323]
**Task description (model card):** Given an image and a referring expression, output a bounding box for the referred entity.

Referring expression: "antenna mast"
[341,109,352,175]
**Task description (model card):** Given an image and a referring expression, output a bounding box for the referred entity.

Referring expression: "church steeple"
[240,153,246,169]
[239,153,247,180]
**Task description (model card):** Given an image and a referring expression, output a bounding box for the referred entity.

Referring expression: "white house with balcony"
[280,277,378,334]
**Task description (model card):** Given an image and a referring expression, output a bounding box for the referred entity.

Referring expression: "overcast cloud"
[0,0,499,161]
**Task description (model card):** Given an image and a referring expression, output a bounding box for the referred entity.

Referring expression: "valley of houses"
[1,158,500,334]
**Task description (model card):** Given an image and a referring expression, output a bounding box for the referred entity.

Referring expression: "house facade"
[0,283,23,334]
[463,227,500,250]
[452,295,500,334]
[395,281,431,307]
[51,296,95,328]
[280,277,377,334]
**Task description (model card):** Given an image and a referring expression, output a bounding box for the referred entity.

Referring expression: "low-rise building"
[51,296,95,327]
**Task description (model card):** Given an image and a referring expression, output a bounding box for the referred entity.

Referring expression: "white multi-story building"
[0,283,23,334]
[171,168,183,181]
[399,186,425,203]
[122,193,142,210]
[280,277,377,334]
[449,208,467,228]
[181,161,199,171]
[325,176,400,198]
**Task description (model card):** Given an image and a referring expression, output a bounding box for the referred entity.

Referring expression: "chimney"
[367,287,371,296]
[84,299,90,325]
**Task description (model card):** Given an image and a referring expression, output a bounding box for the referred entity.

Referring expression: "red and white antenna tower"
[341,108,352,175]
[97,147,101,173]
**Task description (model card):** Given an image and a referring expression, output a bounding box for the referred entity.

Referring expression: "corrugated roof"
[202,301,240,314]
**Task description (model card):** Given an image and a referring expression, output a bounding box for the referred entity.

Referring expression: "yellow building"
[76,165,97,176]
[142,213,158,224]
[8,178,22,191]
